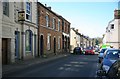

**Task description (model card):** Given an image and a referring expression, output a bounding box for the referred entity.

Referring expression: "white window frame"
[47,34,51,50]
[58,19,60,31]
[26,2,31,21]
[53,17,55,29]
[46,14,49,27]
[58,36,61,49]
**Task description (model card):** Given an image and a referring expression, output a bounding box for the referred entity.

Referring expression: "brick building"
[37,2,68,56]
[60,16,71,53]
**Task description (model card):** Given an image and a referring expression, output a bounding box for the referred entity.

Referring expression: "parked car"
[73,47,82,55]
[106,59,120,79]
[98,48,107,63]
[97,49,120,78]
[84,47,95,55]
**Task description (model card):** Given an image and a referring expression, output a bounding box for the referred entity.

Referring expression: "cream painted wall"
[106,19,120,49]
[70,29,77,53]
[2,2,15,63]
[0,1,2,78]
[118,19,120,49]
[14,1,38,59]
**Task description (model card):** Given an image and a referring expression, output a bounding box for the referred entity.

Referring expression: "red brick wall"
[38,3,63,55]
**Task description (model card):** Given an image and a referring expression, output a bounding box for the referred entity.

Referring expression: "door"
[34,35,36,57]
[54,38,56,54]
[15,31,20,59]
[2,38,8,64]
[40,35,44,56]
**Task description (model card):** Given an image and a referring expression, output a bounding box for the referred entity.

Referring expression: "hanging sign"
[18,11,25,21]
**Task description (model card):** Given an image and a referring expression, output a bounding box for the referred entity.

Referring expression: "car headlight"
[103,65,110,73]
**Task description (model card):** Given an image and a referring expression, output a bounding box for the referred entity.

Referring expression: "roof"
[37,2,70,24]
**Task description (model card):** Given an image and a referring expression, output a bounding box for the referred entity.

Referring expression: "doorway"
[40,35,44,56]
[15,31,20,59]
[54,38,56,54]
[34,35,36,57]
[2,38,8,64]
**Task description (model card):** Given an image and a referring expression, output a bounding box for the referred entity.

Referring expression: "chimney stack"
[114,9,120,19]
[76,29,79,32]
[45,4,47,7]
[47,7,51,10]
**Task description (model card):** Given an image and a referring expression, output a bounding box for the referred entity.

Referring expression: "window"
[46,14,50,27]
[26,30,32,52]
[62,20,64,32]
[58,19,60,31]
[58,37,61,49]
[111,24,114,29]
[52,18,56,29]
[3,1,9,16]
[47,34,51,50]
[26,2,31,21]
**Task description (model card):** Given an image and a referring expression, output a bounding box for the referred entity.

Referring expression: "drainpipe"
[21,1,25,60]
[37,3,40,57]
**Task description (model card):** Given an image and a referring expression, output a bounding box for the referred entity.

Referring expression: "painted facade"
[14,1,38,60]
[105,10,120,49]
[2,0,38,64]
[0,1,2,78]
[2,2,15,64]
[61,17,70,53]
[70,28,81,53]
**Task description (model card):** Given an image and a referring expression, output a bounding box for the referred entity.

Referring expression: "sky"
[38,0,119,38]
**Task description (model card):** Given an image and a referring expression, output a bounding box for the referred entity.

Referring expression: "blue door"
[15,31,20,59]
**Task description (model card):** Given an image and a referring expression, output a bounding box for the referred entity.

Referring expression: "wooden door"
[2,38,8,64]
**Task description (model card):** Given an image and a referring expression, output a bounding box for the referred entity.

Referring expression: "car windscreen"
[76,47,80,50]
[100,49,107,53]
[85,47,93,50]
[105,50,120,59]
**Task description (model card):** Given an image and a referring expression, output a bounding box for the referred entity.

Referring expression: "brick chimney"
[114,9,120,19]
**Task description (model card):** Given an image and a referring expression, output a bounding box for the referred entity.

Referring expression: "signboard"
[101,44,110,48]
[18,11,25,21]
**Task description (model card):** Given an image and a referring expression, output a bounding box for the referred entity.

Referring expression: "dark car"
[106,59,120,79]
[84,47,95,55]
[98,48,107,63]
[73,47,82,55]
[97,49,120,78]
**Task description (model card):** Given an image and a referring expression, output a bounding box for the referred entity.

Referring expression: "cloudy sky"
[38,0,119,38]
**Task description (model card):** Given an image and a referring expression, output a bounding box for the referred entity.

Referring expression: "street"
[3,54,98,77]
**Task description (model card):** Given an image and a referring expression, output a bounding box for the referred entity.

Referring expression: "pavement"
[2,53,70,75]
